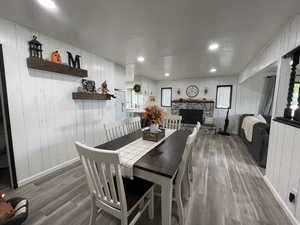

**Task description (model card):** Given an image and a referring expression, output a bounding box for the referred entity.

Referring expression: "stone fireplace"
[171,99,214,127]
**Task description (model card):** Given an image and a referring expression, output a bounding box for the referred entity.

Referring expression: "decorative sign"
[67,51,81,69]
[82,79,96,93]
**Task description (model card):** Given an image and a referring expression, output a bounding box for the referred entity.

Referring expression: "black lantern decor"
[28,35,43,58]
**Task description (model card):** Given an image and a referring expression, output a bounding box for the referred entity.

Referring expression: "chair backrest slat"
[104,120,128,141]
[75,142,125,210]
[106,162,118,203]
[162,115,182,130]
[125,117,141,133]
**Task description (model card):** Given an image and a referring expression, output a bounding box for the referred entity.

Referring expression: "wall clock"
[186,85,199,98]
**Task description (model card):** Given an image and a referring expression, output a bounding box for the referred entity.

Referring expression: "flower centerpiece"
[143,105,165,133]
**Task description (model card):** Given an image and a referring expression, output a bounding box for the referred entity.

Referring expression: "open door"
[0,44,18,189]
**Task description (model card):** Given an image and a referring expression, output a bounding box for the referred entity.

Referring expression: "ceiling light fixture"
[137,56,145,63]
[37,0,57,9]
[164,73,170,77]
[208,43,220,51]
[210,68,217,73]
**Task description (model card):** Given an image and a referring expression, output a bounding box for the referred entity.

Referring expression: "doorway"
[0,44,17,190]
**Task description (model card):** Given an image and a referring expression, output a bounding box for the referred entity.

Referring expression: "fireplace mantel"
[172,98,214,103]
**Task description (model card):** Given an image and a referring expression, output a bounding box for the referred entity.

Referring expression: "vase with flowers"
[143,105,165,133]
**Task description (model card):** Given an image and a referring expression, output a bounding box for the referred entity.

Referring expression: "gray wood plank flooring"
[5,134,291,225]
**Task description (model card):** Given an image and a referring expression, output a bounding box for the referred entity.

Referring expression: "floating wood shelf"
[27,57,88,77]
[72,92,111,100]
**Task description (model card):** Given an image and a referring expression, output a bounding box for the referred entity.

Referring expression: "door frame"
[0,44,18,188]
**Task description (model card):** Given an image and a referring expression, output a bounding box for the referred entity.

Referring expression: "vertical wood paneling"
[266,121,300,223]
[239,15,300,83]
[0,17,125,184]
[287,128,300,215]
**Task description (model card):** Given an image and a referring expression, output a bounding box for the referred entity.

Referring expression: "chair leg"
[89,194,97,225]
[175,186,184,225]
[121,214,128,225]
[182,168,191,200]
[188,153,193,182]
[148,187,154,220]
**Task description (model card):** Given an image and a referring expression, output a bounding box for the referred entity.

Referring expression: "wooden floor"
[6,134,291,225]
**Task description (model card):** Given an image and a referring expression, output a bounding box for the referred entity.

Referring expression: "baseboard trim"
[18,157,80,187]
[263,176,300,225]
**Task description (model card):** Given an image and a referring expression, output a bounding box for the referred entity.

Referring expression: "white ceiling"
[0,0,300,80]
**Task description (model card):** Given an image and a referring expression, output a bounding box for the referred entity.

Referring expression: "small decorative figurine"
[67,51,81,69]
[28,35,43,58]
[204,87,208,95]
[100,80,109,94]
[51,51,62,64]
[98,80,116,98]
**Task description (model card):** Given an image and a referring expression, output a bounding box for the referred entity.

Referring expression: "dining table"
[95,129,190,225]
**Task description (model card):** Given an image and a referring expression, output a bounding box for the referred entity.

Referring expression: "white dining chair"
[174,127,197,225]
[162,115,182,130]
[75,142,155,225]
[188,122,201,185]
[104,121,128,142]
[126,117,141,133]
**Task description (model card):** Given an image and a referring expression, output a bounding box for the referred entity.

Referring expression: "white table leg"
[161,179,173,225]
[134,168,175,225]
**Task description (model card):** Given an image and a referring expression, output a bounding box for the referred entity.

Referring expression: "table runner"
[117,129,175,178]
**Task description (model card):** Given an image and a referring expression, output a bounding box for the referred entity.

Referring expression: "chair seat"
[108,177,153,210]
[122,177,153,210]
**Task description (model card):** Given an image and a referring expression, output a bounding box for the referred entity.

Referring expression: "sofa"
[239,114,271,168]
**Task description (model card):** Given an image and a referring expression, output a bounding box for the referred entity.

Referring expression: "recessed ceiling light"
[208,43,219,51]
[137,56,145,63]
[37,0,57,9]
[164,73,170,77]
[210,68,217,73]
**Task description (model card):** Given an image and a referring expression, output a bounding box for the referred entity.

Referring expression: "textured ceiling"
[0,0,299,80]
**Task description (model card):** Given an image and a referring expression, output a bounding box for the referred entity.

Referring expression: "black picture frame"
[216,85,233,109]
[161,87,172,107]
[0,44,18,188]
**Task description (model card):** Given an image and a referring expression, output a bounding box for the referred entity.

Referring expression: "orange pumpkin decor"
[51,50,62,64]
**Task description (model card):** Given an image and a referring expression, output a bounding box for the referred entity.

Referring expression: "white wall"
[0,18,126,185]
[239,14,300,83]
[266,121,300,225]
[237,72,268,115]
[156,75,239,133]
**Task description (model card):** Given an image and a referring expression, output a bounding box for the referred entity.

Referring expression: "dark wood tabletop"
[96,129,191,178]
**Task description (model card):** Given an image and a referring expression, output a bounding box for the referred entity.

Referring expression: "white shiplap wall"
[239,14,300,83]
[266,121,300,225]
[0,18,125,185]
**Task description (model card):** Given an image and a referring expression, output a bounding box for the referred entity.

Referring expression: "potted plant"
[143,105,165,133]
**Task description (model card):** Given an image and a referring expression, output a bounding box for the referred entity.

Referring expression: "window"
[216,85,232,109]
[126,89,144,109]
[161,87,172,107]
